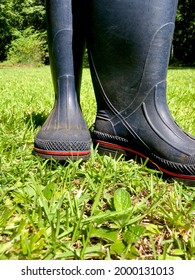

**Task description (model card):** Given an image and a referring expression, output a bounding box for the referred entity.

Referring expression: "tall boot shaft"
[34,0,91,160]
[46,0,74,93]
[44,0,85,130]
[87,0,178,112]
[72,0,87,97]
[47,0,86,97]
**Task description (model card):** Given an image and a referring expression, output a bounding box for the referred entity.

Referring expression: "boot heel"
[97,143,127,158]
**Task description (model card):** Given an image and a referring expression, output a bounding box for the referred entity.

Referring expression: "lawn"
[0,66,195,260]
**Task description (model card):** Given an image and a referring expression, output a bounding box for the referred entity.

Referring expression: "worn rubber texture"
[34,0,91,160]
[87,0,195,180]
[34,126,91,161]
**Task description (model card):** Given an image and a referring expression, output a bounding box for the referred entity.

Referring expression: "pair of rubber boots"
[34,0,195,182]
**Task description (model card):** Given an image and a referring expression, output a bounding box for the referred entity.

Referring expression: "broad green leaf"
[43,182,55,200]
[110,240,125,255]
[91,228,118,243]
[114,188,131,212]
[123,225,145,244]
[171,249,185,256]
[0,209,11,227]
[125,245,139,259]
[145,223,161,234]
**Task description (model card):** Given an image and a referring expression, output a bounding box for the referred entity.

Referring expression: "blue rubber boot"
[34,0,91,160]
[87,0,195,182]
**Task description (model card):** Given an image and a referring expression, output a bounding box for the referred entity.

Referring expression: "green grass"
[0,66,195,260]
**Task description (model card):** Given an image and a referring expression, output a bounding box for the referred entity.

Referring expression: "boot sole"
[95,140,195,184]
[34,147,91,161]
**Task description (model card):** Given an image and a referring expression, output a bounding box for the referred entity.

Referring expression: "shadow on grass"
[25,112,47,129]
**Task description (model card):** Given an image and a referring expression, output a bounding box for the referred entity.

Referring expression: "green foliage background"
[174,0,195,64]
[0,0,46,64]
[0,0,194,65]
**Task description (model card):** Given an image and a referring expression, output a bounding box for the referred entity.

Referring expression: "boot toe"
[34,129,92,160]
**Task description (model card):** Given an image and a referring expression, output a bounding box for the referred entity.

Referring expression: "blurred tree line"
[174,0,195,65]
[0,0,47,65]
[0,0,194,65]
